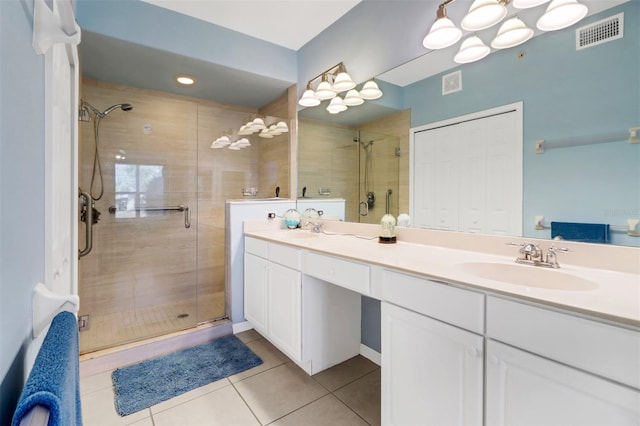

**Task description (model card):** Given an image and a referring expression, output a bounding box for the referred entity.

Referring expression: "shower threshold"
[79,319,232,378]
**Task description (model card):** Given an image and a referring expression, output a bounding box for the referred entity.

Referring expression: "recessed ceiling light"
[175,74,196,85]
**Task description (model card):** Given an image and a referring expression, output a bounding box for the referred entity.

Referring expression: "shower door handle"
[79,190,93,258]
[183,205,191,229]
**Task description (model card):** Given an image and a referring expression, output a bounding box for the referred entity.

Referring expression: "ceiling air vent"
[576,12,623,51]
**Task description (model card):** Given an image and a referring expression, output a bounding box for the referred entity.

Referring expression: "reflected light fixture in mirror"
[454,35,491,63]
[299,62,383,114]
[210,117,288,149]
[359,80,383,100]
[343,89,364,106]
[491,17,534,49]
[461,0,508,31]
[327,96,347,114]
[537,0,588,31]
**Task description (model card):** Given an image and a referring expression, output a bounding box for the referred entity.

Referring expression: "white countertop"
[245,226,640,328]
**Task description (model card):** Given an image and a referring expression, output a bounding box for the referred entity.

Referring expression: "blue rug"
[111,334,262,416]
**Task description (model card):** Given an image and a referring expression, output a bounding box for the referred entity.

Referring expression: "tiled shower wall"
[78,79,290,352]
[298,109,409,224]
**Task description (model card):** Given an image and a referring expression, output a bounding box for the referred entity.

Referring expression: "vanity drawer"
[245,236,268,258]
[269,242,301,270]
[381,269,484,334]
[487,296,640,389]
[303,252,370,295]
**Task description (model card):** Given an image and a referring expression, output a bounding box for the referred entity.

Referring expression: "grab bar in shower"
[78,190,93,258]
[108,204,191,228]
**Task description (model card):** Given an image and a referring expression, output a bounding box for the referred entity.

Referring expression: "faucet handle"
[548,245,570,254]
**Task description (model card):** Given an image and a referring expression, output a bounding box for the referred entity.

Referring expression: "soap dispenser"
[379,214,397,244]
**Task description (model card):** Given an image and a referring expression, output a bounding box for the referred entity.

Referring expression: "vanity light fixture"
[491,17,534,49]
[422,0,587,63]
[298,62,383,114]
[454,35,491,63]
[175,74,196,85]
[536,0,588,31]
[513,0,550,8]
[423,0,462,49]
[461,0,508,31]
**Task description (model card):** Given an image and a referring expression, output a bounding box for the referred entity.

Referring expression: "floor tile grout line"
[229,379,264,426]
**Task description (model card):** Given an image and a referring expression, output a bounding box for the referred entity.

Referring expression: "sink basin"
[458,262,598,291]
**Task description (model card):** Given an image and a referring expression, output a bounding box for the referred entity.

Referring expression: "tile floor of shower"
[80,294,225,354]
[81,329,381,426]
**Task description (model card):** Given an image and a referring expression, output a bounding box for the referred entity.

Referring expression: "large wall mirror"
[297,1,639,247]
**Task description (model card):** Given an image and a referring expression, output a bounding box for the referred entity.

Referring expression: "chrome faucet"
[518,243,542,262]
[304,221,324,233]
[511,242,568,268]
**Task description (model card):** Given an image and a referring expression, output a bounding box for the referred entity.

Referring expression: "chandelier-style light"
[422,0,588,64]
[298,62,383,114]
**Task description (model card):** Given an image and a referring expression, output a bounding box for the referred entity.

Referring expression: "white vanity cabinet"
[244,236,362,374]
[381,269,485,426]
[244,237,302,362]
[486,296,640,425]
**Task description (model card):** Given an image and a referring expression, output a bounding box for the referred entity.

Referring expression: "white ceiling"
[139,0,362,50]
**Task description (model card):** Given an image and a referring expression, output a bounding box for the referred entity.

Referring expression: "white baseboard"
[360,343,381,366]
[232,321,253,334]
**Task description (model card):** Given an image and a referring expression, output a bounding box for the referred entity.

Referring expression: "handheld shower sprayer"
[79,100,133,201]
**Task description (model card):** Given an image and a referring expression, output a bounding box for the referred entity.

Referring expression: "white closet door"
[411,103,522,236]
[412,131,437,229]
[458,119,487,233]
[485,112,522,236]
[434,127,459,230]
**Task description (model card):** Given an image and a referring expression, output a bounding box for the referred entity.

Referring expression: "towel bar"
[19,404,49,426]
[32,283,79,338]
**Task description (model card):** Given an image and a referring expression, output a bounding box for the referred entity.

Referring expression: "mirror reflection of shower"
[355,136,375,216]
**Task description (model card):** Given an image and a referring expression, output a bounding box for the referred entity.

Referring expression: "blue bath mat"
[111,334,262,416]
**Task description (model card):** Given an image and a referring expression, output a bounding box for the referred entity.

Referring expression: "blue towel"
[12,311,82,426]
[551,221,610,244]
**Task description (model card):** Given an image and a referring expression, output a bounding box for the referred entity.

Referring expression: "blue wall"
[0,0,47,423]
[404,2,639,246]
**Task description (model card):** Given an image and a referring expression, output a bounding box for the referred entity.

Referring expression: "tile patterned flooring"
[80,329,381,426]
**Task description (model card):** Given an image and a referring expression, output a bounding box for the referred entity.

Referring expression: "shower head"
[102,103,133,116]
[80,100,133,119]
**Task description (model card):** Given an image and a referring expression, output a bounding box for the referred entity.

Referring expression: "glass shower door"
[77,88,199,354]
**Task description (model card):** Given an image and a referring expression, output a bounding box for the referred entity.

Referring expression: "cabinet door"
[244,253,268,335]
[382,303,484,426]
[268,263,301,362]
[486,340,640,426]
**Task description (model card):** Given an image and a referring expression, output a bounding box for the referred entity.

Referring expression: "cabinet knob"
[489,355,500,365]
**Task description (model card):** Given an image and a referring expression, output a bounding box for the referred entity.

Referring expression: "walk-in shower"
[77,82,229,355]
